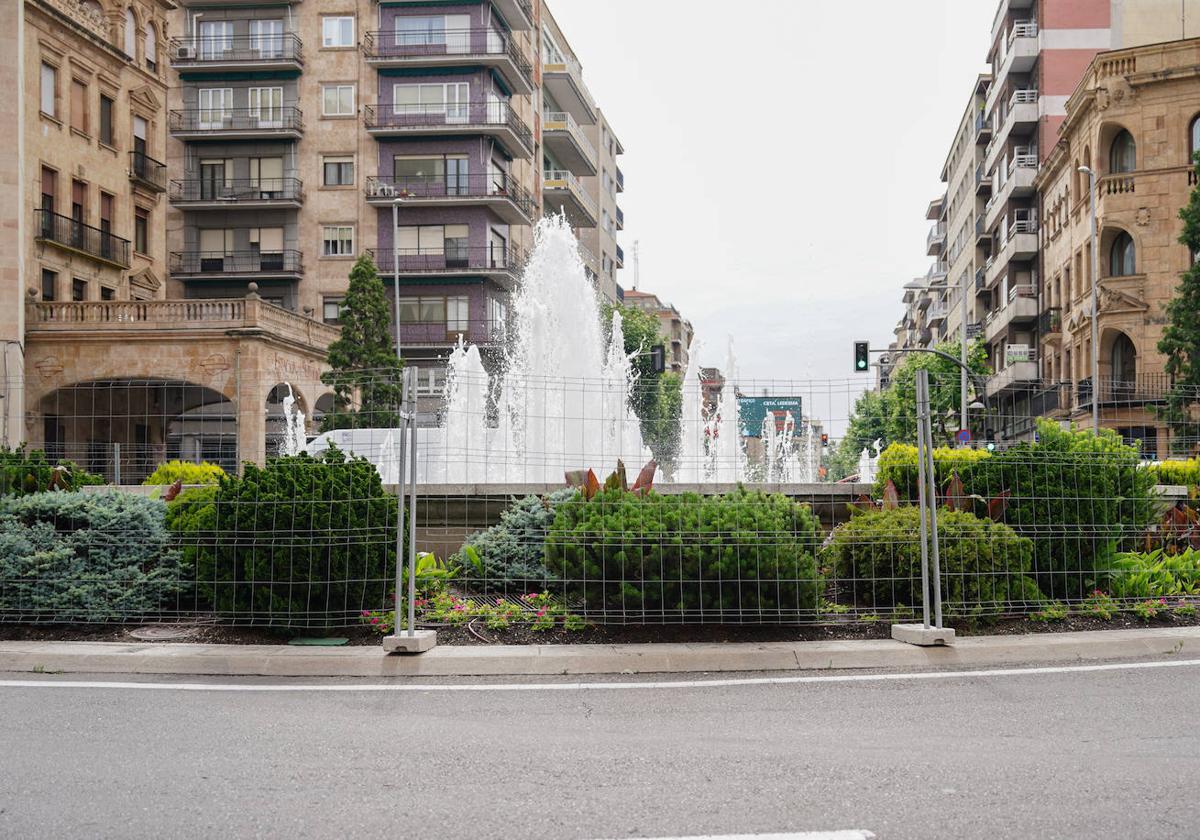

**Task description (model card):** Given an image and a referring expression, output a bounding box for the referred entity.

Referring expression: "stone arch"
[1101,224,1137,278]
[1099,122,1136,173]
[312,392,336,429]
[265,382,310,457]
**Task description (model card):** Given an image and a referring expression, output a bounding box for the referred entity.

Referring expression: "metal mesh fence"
[1,366,1198,628]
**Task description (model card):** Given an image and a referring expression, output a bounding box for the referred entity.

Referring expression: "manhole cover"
[127,625,202,641]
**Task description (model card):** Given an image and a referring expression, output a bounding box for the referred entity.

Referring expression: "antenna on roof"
[633,240,641,291]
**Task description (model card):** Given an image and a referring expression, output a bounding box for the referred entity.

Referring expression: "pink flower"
[361,610,371,617]
[537,609,547,617]
[370,617,380,625]
[496,599,504,606]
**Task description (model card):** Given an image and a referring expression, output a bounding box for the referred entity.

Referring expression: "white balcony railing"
[542,110,598,164]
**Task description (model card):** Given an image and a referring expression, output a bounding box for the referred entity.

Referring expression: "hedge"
[874,443,991,501]
[143,460,226,486]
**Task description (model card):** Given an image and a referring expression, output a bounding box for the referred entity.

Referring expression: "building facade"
[621,289,694,375]
[1037,38,1200,457]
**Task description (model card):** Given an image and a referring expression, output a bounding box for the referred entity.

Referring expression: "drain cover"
[127,625,201,641]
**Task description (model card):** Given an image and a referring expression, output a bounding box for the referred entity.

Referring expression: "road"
[1,660,1198,839]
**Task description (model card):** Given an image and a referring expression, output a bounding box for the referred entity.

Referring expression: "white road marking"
[592,834,876,840]
[0,657,1196,693]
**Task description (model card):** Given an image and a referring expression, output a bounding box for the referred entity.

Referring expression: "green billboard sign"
[737,397,803,438]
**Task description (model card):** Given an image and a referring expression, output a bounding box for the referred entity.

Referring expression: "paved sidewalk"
[0,626,1196,678]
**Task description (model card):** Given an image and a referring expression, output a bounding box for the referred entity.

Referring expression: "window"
[414,367,447,398]
[322,84,355,116]
[72,278,87,301]
[392,82,468,120]
[70,79,88,134]
[249,20,284,57]
[396,16,446,46]
[134,207,148,254]
[393,154,468,193]
[447,295,469,333]
[199,20,232,59]
[144,23,157,71]
[1110,231,1136,277]
[197,88,233,129]
[132,115,147,157]
[248,87,283,124]
[250,157,285,194]
[397,224,468,260]
[396,295,467,330]
[100,286,115,301]
[1109,129,1136,174]
[322,156,354,186]
[124,8,136,58]
[1192,115,1200,161]
[322,225,354,256]
[322,297,344,324]
[322,16,354,48]
[99,95,114,145]
[41,269,57,301]
[40,63,57,117]
[40,166,56,214]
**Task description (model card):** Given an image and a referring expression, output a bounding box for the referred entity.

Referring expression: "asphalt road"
[2,661,1198,839]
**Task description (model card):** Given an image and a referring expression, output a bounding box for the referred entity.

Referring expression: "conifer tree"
[1157,155,1200,454]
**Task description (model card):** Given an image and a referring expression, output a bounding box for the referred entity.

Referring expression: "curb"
[0,627,1197,679]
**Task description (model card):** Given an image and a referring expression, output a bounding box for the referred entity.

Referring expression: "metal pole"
[1088,170,1101,435]
[924,384,944,629]
[960,270,969,441]
[392,198,403,361]
[915,370,932,630]
[112,442,121,486]
[394,369,408,634]
[406,367,418,638]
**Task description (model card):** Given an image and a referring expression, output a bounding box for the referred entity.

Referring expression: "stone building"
[1037,37,1200,457]
[620,289,694,376]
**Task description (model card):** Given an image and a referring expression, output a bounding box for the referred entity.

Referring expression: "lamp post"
[1079,166,1100,435]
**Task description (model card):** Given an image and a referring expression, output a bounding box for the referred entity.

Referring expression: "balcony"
[128,151,167,193]
[616,166,625,192]
[169,107,304,140]
[169,250,304,280]
[984,151,1037,229]
[975,214,991,245]
[989,21,1039,98]
[1074,374,1173,409]
[168,33,303,72]
[363,102,532,159]
[975,266,987,293]
[975,162,991,195]
[543,169,598,228]
[34,209,130,269]
[985,89,1038,172]
[927,261,948,282]
[542,56,596,125]
[169,177,304,209]
[491,0,533,30]
[1039,307,1062,339]
[542,110,597,175]
[982,284,1038,343]
[615,206,624,230]
[985,344,1039,397]
[363,173,534,225]
[395,320,506,349]
[362,29,533,94]
[974,112,991,146]
[985,220,1039,286]
[25,297,340,350]
[928,301,949,322]
[615,243,624,269]
[926,222,947,256]
[368,244,526,289]
[1100,173,1137,209]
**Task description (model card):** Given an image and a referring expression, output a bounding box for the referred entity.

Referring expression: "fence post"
[112,442,121,486]
[914,370,932,630]
[406,366,419,640]
[922,376,945,630]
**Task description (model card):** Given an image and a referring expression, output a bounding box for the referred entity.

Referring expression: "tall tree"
[1157,154,1200,454]
[603,303,683,468]
[320,255,404,431]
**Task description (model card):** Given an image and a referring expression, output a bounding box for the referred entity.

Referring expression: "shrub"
[544,487,823,619]
[1145,459,1200,491]
[0,491,182,621]
[453,489,578,586]
[1031,602,1069,623]
[143,460,226,486]
[958,420,1157,601]
[874,443,991,501]
[1106,548,1200,600]
[172,449,397,626]
[826,506,1041,614]
[0,446,104,497]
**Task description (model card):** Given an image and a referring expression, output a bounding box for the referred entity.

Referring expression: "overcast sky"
[548,0,997,422]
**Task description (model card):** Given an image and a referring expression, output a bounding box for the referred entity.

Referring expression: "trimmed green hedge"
[544,487,823,618]
[0,491,182,621]
[874,443,991,501]
[827,506,1040,613]
[143,460,226,486]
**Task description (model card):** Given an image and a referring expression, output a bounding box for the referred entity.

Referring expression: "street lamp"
[1078,166,1101,434]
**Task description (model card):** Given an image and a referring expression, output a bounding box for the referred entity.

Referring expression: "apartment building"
[621,289,694,375]
[1037,38,1200,457]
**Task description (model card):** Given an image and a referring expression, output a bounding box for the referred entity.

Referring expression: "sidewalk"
[1,626,1197,679]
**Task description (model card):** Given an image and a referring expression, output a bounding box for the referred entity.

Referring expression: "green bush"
[544,487,823,618]
[1145,459,1199,490]
[874,442,991,501]
[453,489,578,585]
[0,446,104,497]
[1106,548,1200,600]
[958,421,1157,601]
[143,460,226,486]
[0,491,182,621]
[171,449,397,626]
[826,506,1041,613]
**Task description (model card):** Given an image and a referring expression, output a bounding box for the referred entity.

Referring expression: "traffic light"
[854,341,870,372]
[649,344,665,374]
[820,433,829,447]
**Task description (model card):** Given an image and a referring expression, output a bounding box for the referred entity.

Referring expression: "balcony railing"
[362,28,531,86]
[170,250,304,276]
[615,243,625,267]
[129,150,167,192]
[544,168,598,218]
[927,222,947,247]
[1008,283,1036,302]
[169,33,303,66]
[168,177,304,204]
[34,209,130,268]
[1039,307,1062,335]
[169,107,304,135]
[1004,343,1038,366]
[542,110,597,163]
[975,112,991,140]
[363,102,532,150]
[615,206,625,229]
[1074,374,1173,408]
[1009,21,1038,42]
[1101,174,1136,196]
[369,244,526,278]
[393,320,507,347]
[364,173,534,216]
[616,166,625,192]
[1010,88,1038,106]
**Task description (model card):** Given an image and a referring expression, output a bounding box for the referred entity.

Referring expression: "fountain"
[278,383,307,457]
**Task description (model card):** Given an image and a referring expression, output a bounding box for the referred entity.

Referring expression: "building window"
[124,8,137,58]
[322,225,354,256]
[393,154,468,192]
[392,82,469,118]
[40,166,56,214]
[322,16,355,48]
[397,224,468,261]
[40,63,57,117]
[134,207,148,254]
[72,278,87,301]
[70,79,88,134]
[100,286,115,301]
[1109,129,1136,174]
[41,269,57,301]
[397,295,468,331]
[1110,232,1136,277]
[1191,115,1200,162]
[322,297,344,324]
[414,366,447,398]
[144,22,157,72]
[99,95,114,145]
[322,84,355,117]
[322,156,354,186]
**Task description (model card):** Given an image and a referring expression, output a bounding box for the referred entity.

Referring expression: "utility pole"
[632,240,641,291]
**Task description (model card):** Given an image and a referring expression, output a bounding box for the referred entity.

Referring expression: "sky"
[547,0,998,421]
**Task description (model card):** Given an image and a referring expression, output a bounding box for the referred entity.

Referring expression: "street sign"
[956,429,972,444]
